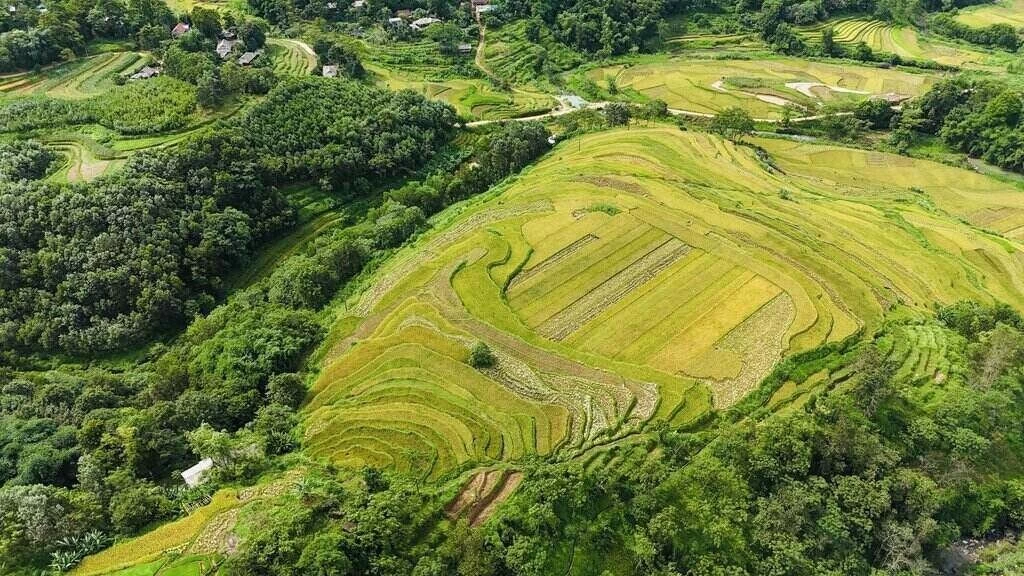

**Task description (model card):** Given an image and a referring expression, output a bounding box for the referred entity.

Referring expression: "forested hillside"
[0,78,455,354]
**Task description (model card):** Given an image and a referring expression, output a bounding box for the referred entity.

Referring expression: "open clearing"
[578,56,939,118]
[955,0,1024,28]
[800,18,992,68]
[303,127,1024,480]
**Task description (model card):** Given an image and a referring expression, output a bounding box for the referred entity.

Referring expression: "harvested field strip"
[509,213,642,297]
[442,243,660,438]
[574,255,741,358]
[471,471,523,526]
[618,266,758,362]
[647,274,783,375]
[565,249,713,349]
[702,293,796,407]
[537,239,692,341]
[508,233,598,290]
[513,226,671,325]
[447,469,507,519]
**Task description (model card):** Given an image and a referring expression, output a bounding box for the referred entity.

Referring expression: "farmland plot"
[0,52,148,99]
[955,0,1024,28]
[800,18,993,68]
[305,126,1024,478]
[580,56,939,119]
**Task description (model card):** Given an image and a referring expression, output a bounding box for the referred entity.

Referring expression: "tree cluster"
[0,76,198,134]
[0,0,174,72]
[0,78,456,356]
[490,0,665,57]
[894,77,1024,172]
[0,139,55,181]
[930,13,1020,51]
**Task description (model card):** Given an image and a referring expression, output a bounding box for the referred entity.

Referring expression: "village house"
[410,16,440,31]
[130,66,160,80]
[238,50,262,65]
[171,22,190,37]
[351,0,366,7]
[457,42,473,54]
[216,38,238,59]
[387,16,403,26]
[181,458,214,487]
[322,64,339,78]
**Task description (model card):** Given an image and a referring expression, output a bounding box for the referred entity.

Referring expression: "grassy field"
[799,18,994,68]
[304,126,1024,480]
[955,0,1024,28]
[573,55,940,118]
[0,52,149,99]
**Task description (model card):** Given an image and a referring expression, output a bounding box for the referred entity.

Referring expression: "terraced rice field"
[0,52,148,99]
[72,476,297,575]
[369,64,555,120]
[800,18,992,68]
[44,139,125,182]
[580,56,939,119]
[878,323,961,383]
[955,0,1024,28]
[304,127,1024,480]
[266,38,317,76]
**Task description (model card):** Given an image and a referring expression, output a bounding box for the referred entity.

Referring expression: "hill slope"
[304,127,1024,479]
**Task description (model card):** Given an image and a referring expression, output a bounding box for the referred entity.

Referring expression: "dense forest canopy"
[0,0,174,71]
[0,78,456,355]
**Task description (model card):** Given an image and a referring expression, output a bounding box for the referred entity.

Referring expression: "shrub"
[469,342,496,368]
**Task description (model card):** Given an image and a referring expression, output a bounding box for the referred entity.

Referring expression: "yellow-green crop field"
[955,0,1024,28]
[800,18,992,68]
[72,477,300,575]
[266,38,318,77]
[581,56,940,119]
[368,64,555,120]
[0,52,149,99]
[303,126,1024,480]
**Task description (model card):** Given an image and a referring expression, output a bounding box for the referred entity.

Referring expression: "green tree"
[605,102,631,126]
[710,107,755,141]
[427,22,465,55]
[469,342,496,368]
